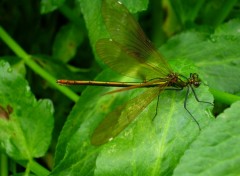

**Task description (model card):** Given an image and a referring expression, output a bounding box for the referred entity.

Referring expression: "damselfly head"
[189,73,201,88]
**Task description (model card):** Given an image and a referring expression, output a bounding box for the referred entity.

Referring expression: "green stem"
[24,160,30,176]
[202,0,238,27]
[0,26,79,102]
[210,88,240,105]
[0,153,8,176]
[211,0,238,27]
[18,160,50,176]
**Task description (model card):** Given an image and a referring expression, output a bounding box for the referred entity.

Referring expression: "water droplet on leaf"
[7,67,12,73]
[209,35,217,43]
[25,86,32,97]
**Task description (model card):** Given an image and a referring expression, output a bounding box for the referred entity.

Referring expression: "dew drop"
[26,85,30,92]
[46,100,53,113]
[25,86,32,97]
[117,1,122,4]
[7,67,12,73]
[209,36,216,43]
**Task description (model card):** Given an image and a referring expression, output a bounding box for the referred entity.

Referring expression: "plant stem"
[18,160,50,176]
[211,0,238,27]
[0,26,79,102]
[0,153,8,176]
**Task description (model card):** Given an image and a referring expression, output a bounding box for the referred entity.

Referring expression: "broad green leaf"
[52,66,213,175]
[119,0,148,13]
[0,61,54,160]
[53,24,84,63]
[161,19,240,93]
[0,56,26,76]
[52,0,214,175]
[79,0,148,65]
[173,101,240,176]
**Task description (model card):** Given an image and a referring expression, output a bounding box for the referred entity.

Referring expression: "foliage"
[0,0,240,175]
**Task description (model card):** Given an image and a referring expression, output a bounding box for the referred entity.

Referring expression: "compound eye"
[194,81,200,87]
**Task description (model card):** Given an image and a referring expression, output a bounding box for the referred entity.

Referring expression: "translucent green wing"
[96,0,172,80]
[91,86,164,145]
[96,39,165,80]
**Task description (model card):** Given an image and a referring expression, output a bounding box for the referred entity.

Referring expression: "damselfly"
[57,0,212,145]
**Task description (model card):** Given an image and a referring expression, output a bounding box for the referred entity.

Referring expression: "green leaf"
[161,19,240,93]
[173,101,240,176]
[52,67,213,175]
[79,0,148,65]
[41,0,65,14]
[51,1,214,175]
[0,61,54,160]
[53,24,84,63]
[0,56,26,76]
[120,0,148,13]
